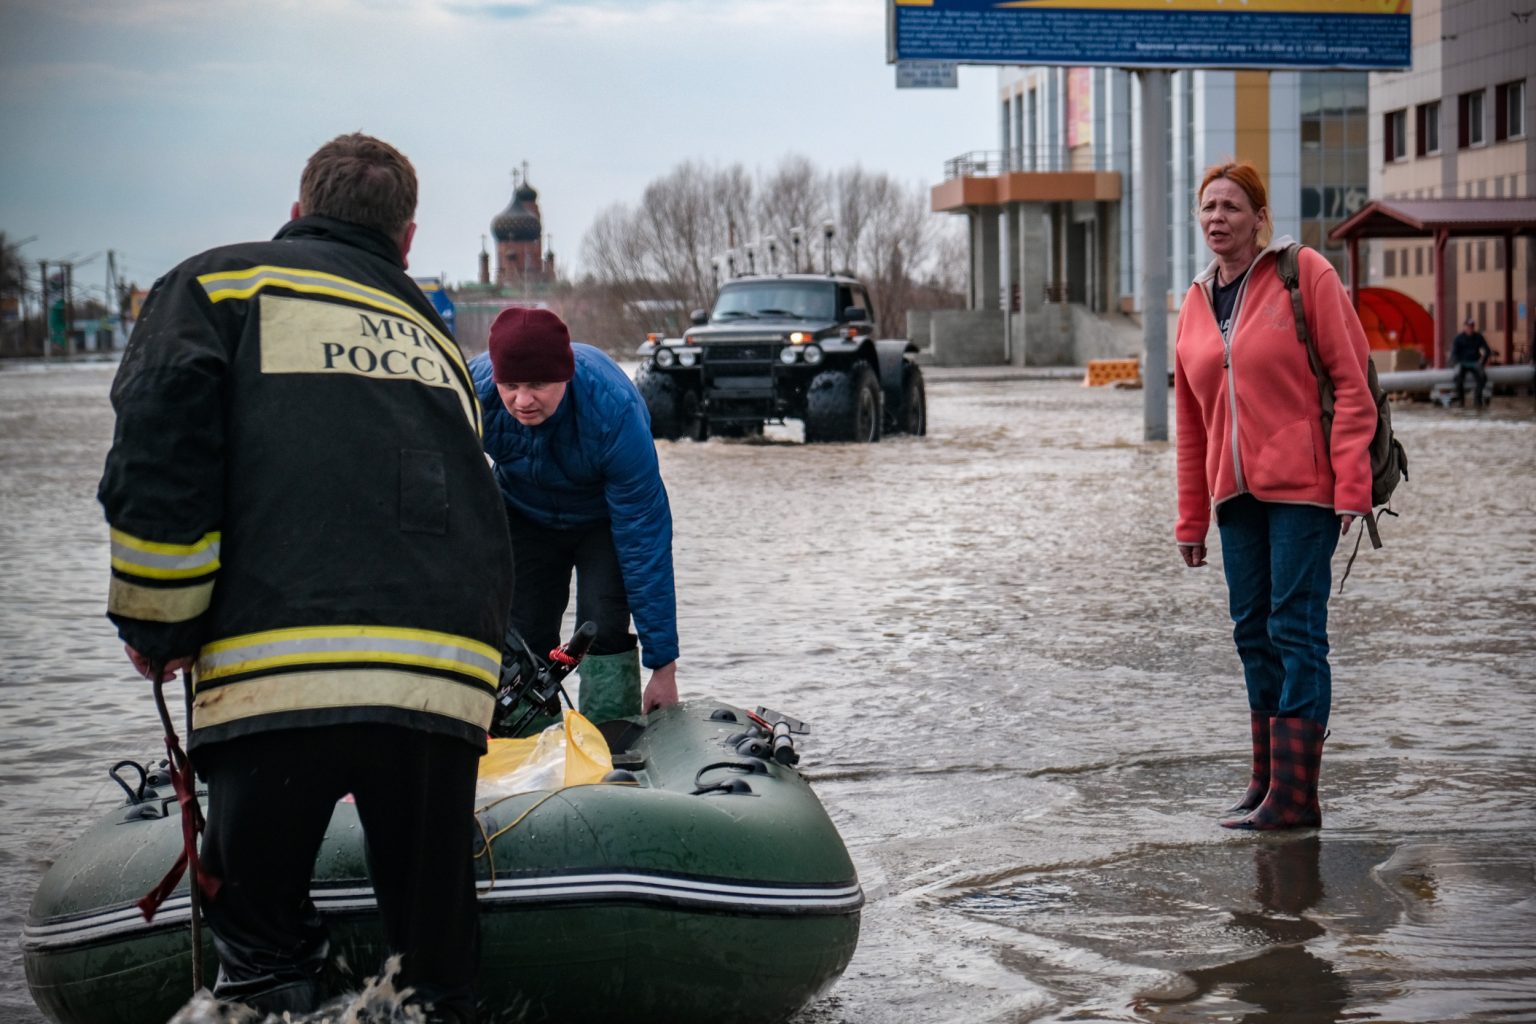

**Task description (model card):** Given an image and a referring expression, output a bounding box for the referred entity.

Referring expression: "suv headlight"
[779,347,799,364]
[678,349,698,368]
[802,344,824,365]
[655,347,676,368]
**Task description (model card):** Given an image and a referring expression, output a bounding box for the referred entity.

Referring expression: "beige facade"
[1369,0,1535,358]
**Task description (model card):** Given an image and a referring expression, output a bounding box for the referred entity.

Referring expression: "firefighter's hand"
[125,645,194,682]
[1340,514,1355,535]
[1178,543,1207,568]
[642,661,679,713]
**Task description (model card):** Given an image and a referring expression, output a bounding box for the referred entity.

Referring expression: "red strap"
[137,738,220,922]
[548,645,579,668]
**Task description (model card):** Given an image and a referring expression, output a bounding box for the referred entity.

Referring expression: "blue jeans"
[1217,495,1339,726]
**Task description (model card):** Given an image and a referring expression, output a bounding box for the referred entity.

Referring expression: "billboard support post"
[1138,68,1170,443]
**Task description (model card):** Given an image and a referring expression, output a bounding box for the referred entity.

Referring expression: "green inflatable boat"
[22,699,863,1024]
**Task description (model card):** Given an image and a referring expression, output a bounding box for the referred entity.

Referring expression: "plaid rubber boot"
[1220,711,1273,821]
[1224,716,1325,831]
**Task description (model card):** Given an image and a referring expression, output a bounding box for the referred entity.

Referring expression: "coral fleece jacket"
[1174,238,1375,545]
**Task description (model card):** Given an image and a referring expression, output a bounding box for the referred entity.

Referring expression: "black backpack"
[1276,242,1409,587]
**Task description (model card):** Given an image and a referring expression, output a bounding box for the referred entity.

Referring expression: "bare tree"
[1,233,33,355]
[754,155,828,274]
[580,158,964,342]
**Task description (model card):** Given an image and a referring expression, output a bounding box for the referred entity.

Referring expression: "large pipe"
[1377,364,1535,392]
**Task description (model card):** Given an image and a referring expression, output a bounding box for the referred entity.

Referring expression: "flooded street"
[2,361,1533,1023]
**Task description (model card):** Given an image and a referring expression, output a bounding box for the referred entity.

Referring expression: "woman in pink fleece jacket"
[1174,162,1376,832]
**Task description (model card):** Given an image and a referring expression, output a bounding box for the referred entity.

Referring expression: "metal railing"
[943,148,1081,179]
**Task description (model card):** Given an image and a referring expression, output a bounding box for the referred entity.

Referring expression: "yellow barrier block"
[1083,358,1141,387]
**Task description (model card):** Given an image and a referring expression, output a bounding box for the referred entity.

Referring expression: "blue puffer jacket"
[470,343,678,668]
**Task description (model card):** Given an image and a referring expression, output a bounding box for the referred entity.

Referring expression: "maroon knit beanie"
[488,307,574,383]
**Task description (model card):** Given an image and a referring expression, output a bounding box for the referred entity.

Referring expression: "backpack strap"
[1278,243,1335,426]
[1279,242,1374,593]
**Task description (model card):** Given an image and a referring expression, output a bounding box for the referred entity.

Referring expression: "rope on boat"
[470,774,642,893]
[138,665,220,993]
[471,786,583,894]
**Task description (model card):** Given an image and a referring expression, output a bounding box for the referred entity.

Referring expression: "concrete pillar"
[971,209,1001,311]
[1014,202,1050,365]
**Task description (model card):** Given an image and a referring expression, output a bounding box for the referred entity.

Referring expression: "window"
[1384,249,1397,277]
[1415,246,1424,276]
[1385,108,1407,161]
[1496,80,1526,141]
[1459,90,1485,148]
[1477,242,1486,272]
[1416,101,1441,155]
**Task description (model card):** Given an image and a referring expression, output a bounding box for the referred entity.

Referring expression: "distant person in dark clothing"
[1451,317,1492,407]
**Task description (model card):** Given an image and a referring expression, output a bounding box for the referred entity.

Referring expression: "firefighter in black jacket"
[97,134,512,1022]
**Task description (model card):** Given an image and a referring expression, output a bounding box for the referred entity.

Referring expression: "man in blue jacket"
[471,307,679,721]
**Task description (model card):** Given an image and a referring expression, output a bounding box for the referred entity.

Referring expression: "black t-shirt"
[1211,269,1248,340]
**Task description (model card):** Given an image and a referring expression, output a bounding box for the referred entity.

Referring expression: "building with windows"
[926,0,1532,368]
[1361,0,1533,363]
[930,66,1371,365]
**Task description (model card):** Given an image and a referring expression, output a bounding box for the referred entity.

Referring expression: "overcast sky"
[0,0,997,295]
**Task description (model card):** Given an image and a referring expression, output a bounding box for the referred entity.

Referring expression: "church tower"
[491,163,553,286]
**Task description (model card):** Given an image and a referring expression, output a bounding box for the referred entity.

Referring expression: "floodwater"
[2,360,1533,1024]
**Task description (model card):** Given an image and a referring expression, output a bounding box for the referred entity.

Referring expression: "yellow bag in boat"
[562,708,613,786]
[478,709,612,797]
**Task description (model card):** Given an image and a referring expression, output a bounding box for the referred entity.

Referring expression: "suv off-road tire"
[893,364,927,436]
[636,366,694,441]
[805,363,882,444]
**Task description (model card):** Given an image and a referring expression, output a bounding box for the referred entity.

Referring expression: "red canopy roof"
[1330,198,1536,241]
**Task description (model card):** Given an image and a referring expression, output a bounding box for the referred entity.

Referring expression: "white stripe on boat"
[21,873,864,951]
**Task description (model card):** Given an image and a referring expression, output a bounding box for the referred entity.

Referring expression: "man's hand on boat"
[124,645,194,682]
[643,661,679,713]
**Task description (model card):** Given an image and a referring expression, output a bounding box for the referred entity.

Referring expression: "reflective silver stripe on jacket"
[110,528,221,580]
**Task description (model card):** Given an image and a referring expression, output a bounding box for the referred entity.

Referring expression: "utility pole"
[106,251,116,351]
[1137,68,1171,442]
[64,261,76,358]
[39,260,49,362]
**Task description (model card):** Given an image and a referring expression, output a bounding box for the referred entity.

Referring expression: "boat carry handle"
[109,760,148,804]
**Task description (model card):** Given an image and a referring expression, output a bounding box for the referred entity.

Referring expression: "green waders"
[577,649,642,724]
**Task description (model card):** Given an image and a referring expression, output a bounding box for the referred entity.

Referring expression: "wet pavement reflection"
[1,362,1532,1023]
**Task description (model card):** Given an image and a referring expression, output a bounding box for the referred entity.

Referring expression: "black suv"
[634,274,926,443]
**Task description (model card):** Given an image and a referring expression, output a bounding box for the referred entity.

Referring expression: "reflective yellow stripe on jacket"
[107,528,220,623]
[195,265,480,437]
[193,625,500,732]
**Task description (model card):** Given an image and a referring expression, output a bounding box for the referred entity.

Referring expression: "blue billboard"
[888,0,1412,70]
[414,276,457,337]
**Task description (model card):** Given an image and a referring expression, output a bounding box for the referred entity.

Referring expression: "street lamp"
[822,222,836,275]
[789,226,803,273]
[764,236,778,274]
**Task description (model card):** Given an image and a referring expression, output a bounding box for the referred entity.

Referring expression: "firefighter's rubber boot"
[1219,711,1273,822]
[1224,716,1326,831]
[578,649,643,724]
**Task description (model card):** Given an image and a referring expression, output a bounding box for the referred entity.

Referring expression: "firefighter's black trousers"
[198,723,481,1022]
